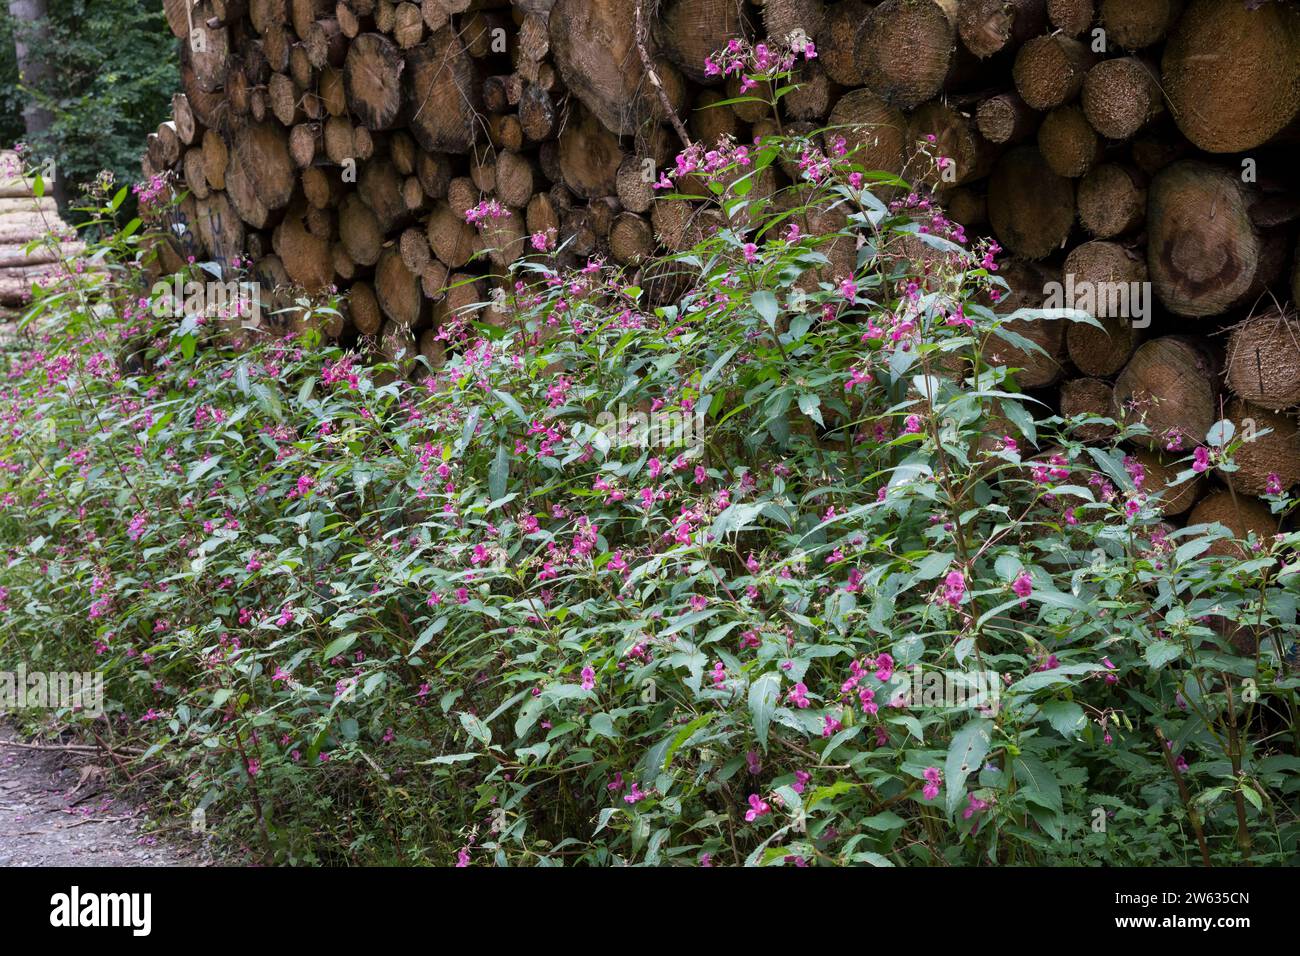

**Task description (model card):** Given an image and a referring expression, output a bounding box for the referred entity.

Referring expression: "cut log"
[1132,447,1202,517]
[1098,0,1182,50]
[1187,490,1275,559]
[420,259,449,299]
[289,123,320,167]
[393,1,425,47]
[273,202,335,291]
[339,193,384,265]
[224,150,271,229]
[494,150,535,209]
[232,120,296,210]
[826,88,908,176]
[269,72,303,126]
[194,191,246,262]
[421,0,449,30]
[656,0,750,84]
[956,0,1046,60]
[820,0,869,85]
[764,0,825,44]
[426,201,478,268]
[975,91,1036,145]
[784,61,834,122]
[1147,160,1267,318]
[609,211,653,264]
[992,317,1066,388]
[549,0,650,136]
[855,0,957,109]
[691,88,740,146]
[558,109,624,200]
[1037,105,1101,178]
[345,32,406,130]
[907,100,992,187]
[172,93,201,145]
[1012,34,1095,110]
[405,27,482,152]
[1225,309,1300,411]
[517,13,549,65]
[190,2,231,92]
[183,149,211,200]
[986,145,1076,260]
[358,156,407,232]
[1045,0,1093,35]
[1220,398,1300,497]
[374,245,426,326]
[1067,316,1141,378]
[350,279,384,334]
[519,84,558,142]
[1077,163,1146,238]
[1061,237,1148,319]
[1059,377,1116,442]
[1161,0,1300,153]
[1111,336,1221,450]
[1081,56,1162,141]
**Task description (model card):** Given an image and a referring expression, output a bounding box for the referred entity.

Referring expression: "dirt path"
[0,722,210,867]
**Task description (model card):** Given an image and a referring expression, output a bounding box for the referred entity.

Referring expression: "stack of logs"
[0,151,81,312]
[142,0,1300,535]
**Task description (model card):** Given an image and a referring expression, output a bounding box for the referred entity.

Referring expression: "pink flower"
[943,570,966,607]
[963,792,989,820]
[922,767,942,801]
[787,682,810,708]
[580,665,596,690]
[1192,446,1210,473]
[1012,570,1033,606]
[744,793,771,822]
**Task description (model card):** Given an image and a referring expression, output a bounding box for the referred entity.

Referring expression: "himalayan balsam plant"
[0,40,1296,866]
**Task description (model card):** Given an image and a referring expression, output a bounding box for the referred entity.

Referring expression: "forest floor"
[0,721,211,867]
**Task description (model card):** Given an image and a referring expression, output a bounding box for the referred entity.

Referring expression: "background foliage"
[0,0,174,217]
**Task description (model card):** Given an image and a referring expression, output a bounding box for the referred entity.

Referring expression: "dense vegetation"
[0,0,173,216]
[1,43,1298,866]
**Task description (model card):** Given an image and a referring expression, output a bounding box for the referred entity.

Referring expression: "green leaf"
[753,290,779,327]
[1013,754,1062,814]
[320,634,356,661]
[489,442,509,500]
[1145,639,1183,669]
[945,717,993,815]
[421,753,480,765]
[749,673,781,752]
[1040,700,1087,739]
[797,393,823,426]
[459,712,491,745]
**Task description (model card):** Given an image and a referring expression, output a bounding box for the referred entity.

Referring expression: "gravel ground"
[0,722,212,867]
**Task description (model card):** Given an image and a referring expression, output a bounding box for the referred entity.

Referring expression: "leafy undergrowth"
[1,54,1298,865]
